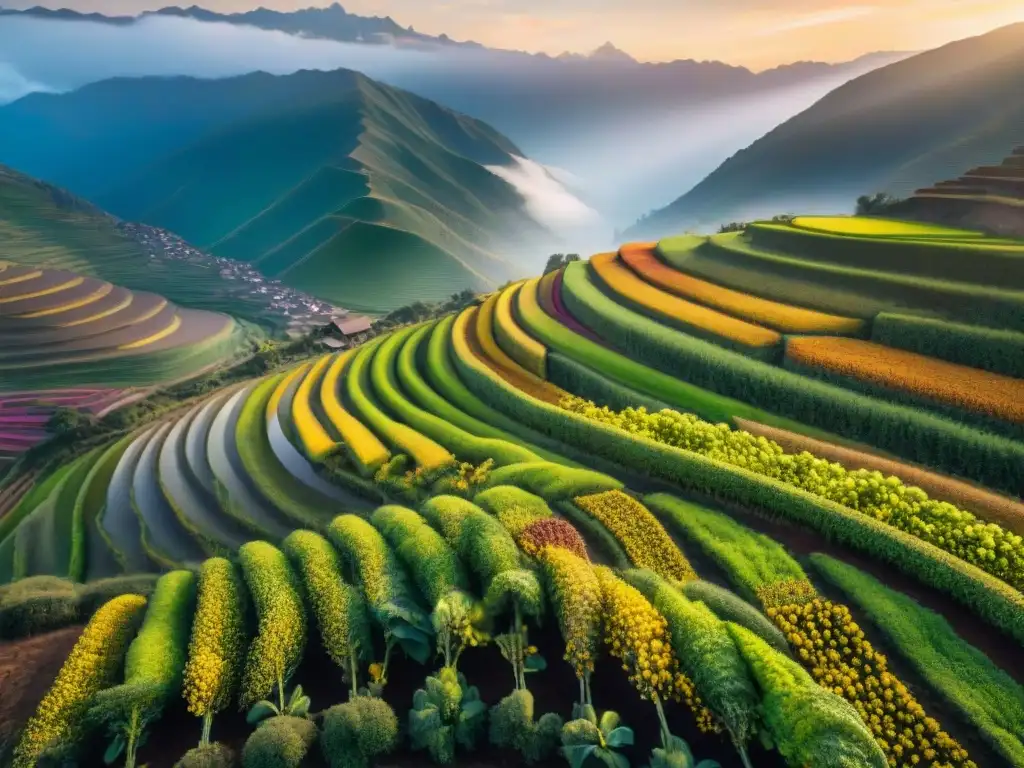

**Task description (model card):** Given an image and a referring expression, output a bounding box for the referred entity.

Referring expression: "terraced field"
[4,215,1024,768]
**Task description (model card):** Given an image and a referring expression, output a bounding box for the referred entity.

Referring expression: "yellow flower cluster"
[574,491,696,583]
[237,542,307,708]
[754,579,818,609]
[13,594,147,768]
[183,558,247,718]
[561,395,1024,591]
[768,599,975,767]
[594,567,714,732]
[539,546,602,678]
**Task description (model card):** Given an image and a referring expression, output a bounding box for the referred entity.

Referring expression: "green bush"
[174,742,237,768]
[90,570,197,767]
[482,462,622,501]
[0,574,160,641]
[873,312,1024,379]
[811,554,1024,767]
[680,581,789,655]
[450,339,1024,642]
[561,259,1024,496]
[624,570,758,761]
[374,324,540,467]
[282,531,372,693]
[242,716,316,768]
[489,690,563,764]
[320,696,399,768]
[727,622,886,768]
[472,485,552,537]
[237,542,308,710]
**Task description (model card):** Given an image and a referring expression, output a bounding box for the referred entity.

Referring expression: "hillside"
[0,164,333,332]
[0,69,551,311]
[627,22,1024,237]
[3,214,1024,768]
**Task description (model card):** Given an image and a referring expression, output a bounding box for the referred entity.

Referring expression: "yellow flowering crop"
[493,280,548,378]
[182,558,247,721]
[292,354,339,461]
[539,547,601,679]
[574,491,695,583]
[594,567,714,732]
[283,530,372,685]
[13,594,147,768]
[768,598,975,767]
[237,542,308,708]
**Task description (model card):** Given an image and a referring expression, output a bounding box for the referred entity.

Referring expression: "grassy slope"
[630,22,1024,235]
[26,70,542,313]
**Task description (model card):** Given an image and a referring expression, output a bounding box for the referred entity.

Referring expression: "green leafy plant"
[246,685,311,726]
[408,667,487,764]
[241,716,316,768]
[560,708,633,768]
[646,735,721,768]
[489,690,563,764]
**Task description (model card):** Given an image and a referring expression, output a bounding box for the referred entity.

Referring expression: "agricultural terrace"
[0,262,255,395]
[3,216,1024,768]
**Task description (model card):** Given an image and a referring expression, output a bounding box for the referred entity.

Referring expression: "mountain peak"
[590,42,636,63]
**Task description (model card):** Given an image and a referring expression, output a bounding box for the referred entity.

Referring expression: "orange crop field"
[590,250,782,351]
[622,242,865,334]
[785,336,1024,425]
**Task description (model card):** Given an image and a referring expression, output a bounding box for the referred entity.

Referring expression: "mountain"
[627,23,1024,237]
[0,69,553,312]
[0,163,330,332]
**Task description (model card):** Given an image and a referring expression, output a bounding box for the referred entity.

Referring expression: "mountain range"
[627,22,1024,237]
[0,68,558,312]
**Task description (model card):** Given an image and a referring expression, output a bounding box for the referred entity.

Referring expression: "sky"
[8,0,1024,68]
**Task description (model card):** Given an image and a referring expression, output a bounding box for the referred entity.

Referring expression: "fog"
[0,15,894,234]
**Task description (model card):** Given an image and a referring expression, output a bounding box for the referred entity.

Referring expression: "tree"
[856,192,902,216]
[47,407,94,436]
[543,254,566,275]
[717,222,748,233]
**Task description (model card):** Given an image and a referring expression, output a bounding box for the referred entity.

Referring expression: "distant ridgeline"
[0,70,553,313]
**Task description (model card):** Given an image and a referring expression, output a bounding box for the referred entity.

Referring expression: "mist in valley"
[0,14,897,246]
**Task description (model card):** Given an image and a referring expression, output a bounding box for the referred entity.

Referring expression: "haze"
[5,0,1024,68]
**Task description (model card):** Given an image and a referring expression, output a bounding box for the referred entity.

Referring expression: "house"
[323,314,374,349]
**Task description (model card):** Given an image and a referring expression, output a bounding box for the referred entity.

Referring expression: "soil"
[0,625,84,759]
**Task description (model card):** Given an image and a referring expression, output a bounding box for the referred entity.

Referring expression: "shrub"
[328,514,433,670]
[370,505,471,607]
[483,462,622,500]
[183,558,248,745]
[489,690,563,764]
[728,622,887,767]
[174,742,236,768]
[473,485,552,537]
[281,531,372,695]
[237,543,307,710]
[768,597,973,766]
[594,567,713,731]
[520,518,588,561]
[0,574,158,640]
[408,666,487,764]
[538,547,601,689]
[90,570,197,768]
[12,594,147,768]
[624,570,758,761]
[680,581,789,654]
[645,494,813,607]
[320,696,399,768]
[573,491,695,582]
[810,553,1024,766]
[242,716,316,768]
[560,709,634,768]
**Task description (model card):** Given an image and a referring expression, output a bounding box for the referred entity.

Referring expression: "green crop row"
[76,436,135,582]
[547,352,671,413]
[810,554,1024,767]
[346,338,454,472]
[448,333,1024,642]
[872,312,1024,379]
[746,222,1024,292]
[372,324,539,467]
[561,259,1024,496]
